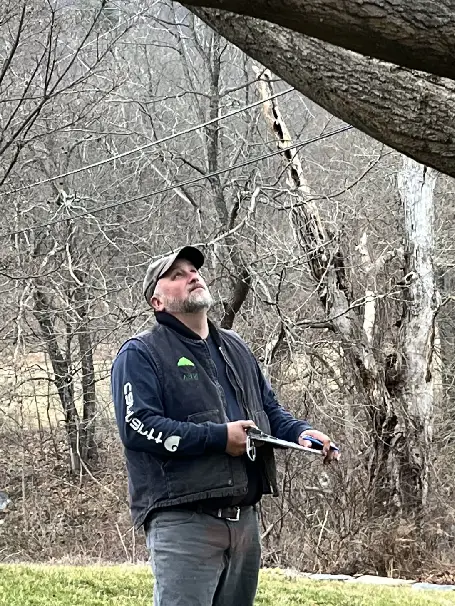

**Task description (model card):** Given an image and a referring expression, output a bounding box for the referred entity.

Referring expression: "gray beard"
[162,290,213,314]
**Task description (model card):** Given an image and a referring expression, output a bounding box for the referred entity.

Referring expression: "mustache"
[189,283,206,292]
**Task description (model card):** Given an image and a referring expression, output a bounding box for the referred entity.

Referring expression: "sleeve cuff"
[206,423,228,453]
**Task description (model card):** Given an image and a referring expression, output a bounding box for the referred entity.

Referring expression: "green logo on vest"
[177,357,195,367]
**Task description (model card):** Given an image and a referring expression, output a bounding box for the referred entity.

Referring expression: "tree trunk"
[33,287,80,475]
[394,158,439,511]
[74,278,97,466]
[220,262,251,329]
[171,19,253,328]
[182,0,455,80]
[65,216,98,467]
[220,199,255,329]
[189,9,455,181]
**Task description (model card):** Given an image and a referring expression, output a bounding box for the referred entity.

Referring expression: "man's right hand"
[225,420,257,456]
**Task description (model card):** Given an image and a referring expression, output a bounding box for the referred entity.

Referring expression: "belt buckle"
[217,507,240,522]
[224,506,240,522]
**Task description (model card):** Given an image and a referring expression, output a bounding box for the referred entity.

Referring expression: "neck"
[170,311,209,339]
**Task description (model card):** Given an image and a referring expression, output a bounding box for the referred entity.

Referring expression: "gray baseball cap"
[143,245,205,303]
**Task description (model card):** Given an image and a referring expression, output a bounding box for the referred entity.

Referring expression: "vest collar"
[155,311,222,346]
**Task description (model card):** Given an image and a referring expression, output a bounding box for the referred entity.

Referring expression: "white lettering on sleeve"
[130,418,141,431]
[123,382,172,447]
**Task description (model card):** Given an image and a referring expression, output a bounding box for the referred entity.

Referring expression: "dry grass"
[0,352,114,430]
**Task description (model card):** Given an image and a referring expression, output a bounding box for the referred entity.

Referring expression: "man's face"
[151,258,213,313]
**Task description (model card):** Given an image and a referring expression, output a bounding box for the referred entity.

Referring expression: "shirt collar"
[155,311,221,345]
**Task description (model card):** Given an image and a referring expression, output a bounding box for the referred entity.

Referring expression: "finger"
[324,450,340,465]
[241,420,257,428]
[301,439,312,448]
[323,449,334,464]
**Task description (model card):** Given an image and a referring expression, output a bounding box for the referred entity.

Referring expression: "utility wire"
[2,124,353,239]
[1,88,294,197]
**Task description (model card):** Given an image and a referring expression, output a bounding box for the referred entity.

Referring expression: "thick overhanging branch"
[182,0,455,80]
[188,8,455,180]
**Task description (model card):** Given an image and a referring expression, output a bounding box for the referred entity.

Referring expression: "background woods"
[1,0,455,579]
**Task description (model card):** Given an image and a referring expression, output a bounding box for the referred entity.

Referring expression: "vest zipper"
[202,341,229,422]
[218,345,274,494]
[218,346,252,419]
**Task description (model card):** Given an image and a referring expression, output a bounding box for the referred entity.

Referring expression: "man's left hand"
[298,429,340,465]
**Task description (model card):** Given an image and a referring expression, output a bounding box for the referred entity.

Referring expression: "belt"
[150,503,256,524]
[178,502,255,522]
[195,504,243,522]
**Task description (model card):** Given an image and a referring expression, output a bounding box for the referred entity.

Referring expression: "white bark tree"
[255,69,440,516]
[395,159,439,509]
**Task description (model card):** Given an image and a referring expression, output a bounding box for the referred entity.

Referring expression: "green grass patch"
[1,565,455,606]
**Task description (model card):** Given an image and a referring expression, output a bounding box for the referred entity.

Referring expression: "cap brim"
[156,246,205,283]
[174,246,204,270]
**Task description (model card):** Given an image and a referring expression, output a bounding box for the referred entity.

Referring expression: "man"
[111,245,339,606]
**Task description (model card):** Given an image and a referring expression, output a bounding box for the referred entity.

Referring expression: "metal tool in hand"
[245,426,339,462]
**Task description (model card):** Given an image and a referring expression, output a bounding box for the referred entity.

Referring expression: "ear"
[151,294,164,312]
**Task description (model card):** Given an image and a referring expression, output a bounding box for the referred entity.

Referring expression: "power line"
[2,124,353,239]
[1,88,294,197]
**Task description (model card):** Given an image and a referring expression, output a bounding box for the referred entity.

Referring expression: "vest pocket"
[186,409,223,424]
[163,408,232,498]
[164,453,232,498]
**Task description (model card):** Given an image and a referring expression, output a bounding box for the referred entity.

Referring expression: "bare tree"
[0,0,142,474]
[394,159,439,510]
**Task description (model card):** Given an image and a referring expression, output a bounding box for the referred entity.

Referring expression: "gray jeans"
[145,505,261,606]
